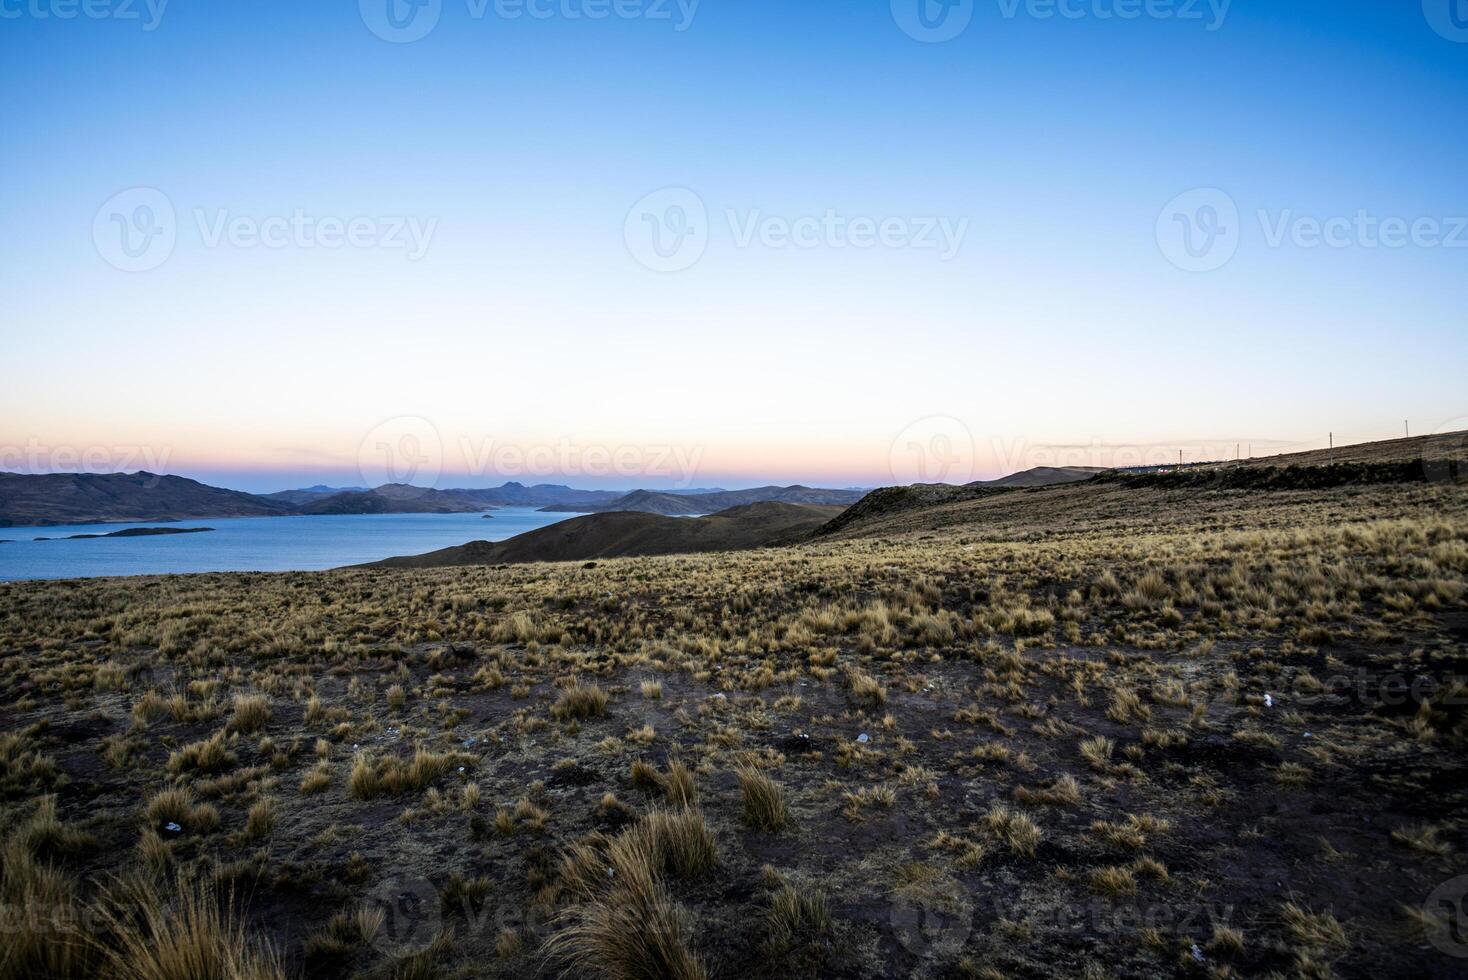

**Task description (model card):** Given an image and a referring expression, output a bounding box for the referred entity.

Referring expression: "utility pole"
[1178,449,1183,468]
[1329,432,1334,466]
[1405,420,1410,438]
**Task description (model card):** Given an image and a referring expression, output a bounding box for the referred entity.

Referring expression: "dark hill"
[0,472,293,527]
[539,485,868,516]
[447,483,624,509]
[985,465,1106,487]
[297,485,488,515]
[360,502,844,568]
[261,486,369,506]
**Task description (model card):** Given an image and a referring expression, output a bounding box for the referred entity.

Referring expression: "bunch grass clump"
[552,683,610,720]
[735,766,788,831]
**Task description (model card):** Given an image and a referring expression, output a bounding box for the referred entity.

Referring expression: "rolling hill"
[983,465,1106,487]
[361,502,844,568]
[817,434,1468,544]
[445,482,624,509]
[812,465,1107,537]
[539,485,869,515]
[1226,429,1467,468]
[294,485,489,515]
[0,472,294,527]
[259,485,369,507]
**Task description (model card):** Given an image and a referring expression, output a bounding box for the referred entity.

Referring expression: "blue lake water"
[0,509,581,582]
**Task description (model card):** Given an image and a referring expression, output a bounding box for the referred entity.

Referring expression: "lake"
[0,509,581,582]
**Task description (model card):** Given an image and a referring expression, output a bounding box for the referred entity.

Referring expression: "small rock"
[161,822,183,837]
[1190,943,1205,964]
[1264,693,1274,708]
[856,733,870,744]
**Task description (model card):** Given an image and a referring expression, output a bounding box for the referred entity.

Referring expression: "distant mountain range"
[260,486,370,506]
[448,482,625,509]
[0,466,1109,529]
[363,467,1105,567]
[0,473,863,527]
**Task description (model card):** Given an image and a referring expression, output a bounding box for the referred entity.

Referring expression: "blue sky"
[2,0,1465,492]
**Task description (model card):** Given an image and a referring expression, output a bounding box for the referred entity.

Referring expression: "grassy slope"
[365,502,846,568]
[0,471,1466,979]
[1232,430,1467,468]
[820,430,1468,543]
